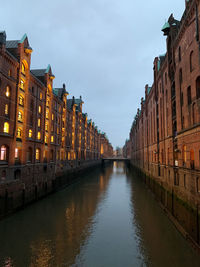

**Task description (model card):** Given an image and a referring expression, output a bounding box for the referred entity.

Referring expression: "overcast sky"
[1,0,185,148]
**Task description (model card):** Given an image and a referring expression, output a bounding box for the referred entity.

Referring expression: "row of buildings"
[125,0,200,208]
[0,31,113,183]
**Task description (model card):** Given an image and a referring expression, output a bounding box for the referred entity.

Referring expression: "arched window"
[19,95,24,106]
[27,147,32,162]
[38,105,42,114]
[17,128,22,138]
[35,148,40,161]
[190,51,194,72]
[45,135,48,144]
[5,86,10,98]
[21,62,26,75]
[3,122,9,133]
[29,129,32,138]
[196,76,200,99]
[51,135,54,143]
[38,118,41,127]
[5,104,9,115]
[0,145,8,161]
[15,148,19,159]
[183,145,187,166]
[187,86,191,105]
[18,111,23,122]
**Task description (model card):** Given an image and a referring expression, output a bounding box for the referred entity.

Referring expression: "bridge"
[103,157,130,162]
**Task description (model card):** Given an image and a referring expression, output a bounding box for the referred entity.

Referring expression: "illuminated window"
[3,122,9,133]
[45,135,48,143]
[183,145,187,165]
[38,105,42,114]
[0,145,7,161]
[15,148,19,159]
[39,92,43,100]
[5,104,9,115]
[8,70,11,77]
[5,86,10,97]
[45,122,48,131]
[29,129,32,138]
[17,128,22,138]
[35,148,40,161]
[37,131,41,140]
[52,113,54,120]
[21,63,25,75]
[57,127,59,134]
[51,135,54,143]
[18,111,23,122]
[46,110,49,119]
[19,95,24,106]
[20,80,25,90]
[38,118,41,127]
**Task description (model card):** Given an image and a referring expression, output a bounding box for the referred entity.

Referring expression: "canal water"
[0,162,200,267]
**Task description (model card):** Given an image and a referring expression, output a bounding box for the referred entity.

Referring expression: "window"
[3,122,9,133]
[15,148,19,159]
[178,46,181,62]
[21,63,26,75]
[196,177,200,193]
[30,115,33,126]
[18,111,23,122]
[187,86,191,105]
[38,118,41,127]
[20,80,25,90]
[0,145,7,161]
[39,92,43,100]
[50,150,53,161]
[37,131,41,140]
[5,104,9,115]
[27,147,32,162]
[46,110,49,119]
[38,105,42,114]
[29,129,32,138]
[179,69,182,84]
[190,149,195,169]
[183,145,187,166]
[192,103,197,124]
[190,51,194,72]
[35,148,40,161]
[19,95,24,106]
[8,70,11,77]
[52,113,54,120]
[5,86,10,97]
[51,135,54,143]
[45,135,48,143]
[45,122,48,131]
[196,76,200,99]
[17,128,22,138]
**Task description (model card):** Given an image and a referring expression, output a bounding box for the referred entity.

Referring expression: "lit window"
[5,104,9,115]
[35,148,40,161]
[18,111,23,122]
[0,145,7,161]
[45,122,48,131]
[46,110,49,119]
[8,70,11,77]
[17,128,22,138]
[57,127,59,134]
[29,129,32,138]
[37,131,41,140]
[45,135,48,143]
[51,135,54,143]
[52,113,54,120]
[5,86,10,97]
[39,92,43,100]
[15,148,19,159]
[3,122,9,133]
[21,63,25,75]
[38,118,41,127]
[19,95,24,106]
[20,80,25,90]
[38,105,42,114]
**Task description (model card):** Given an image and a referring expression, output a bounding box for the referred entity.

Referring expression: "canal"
[0,162,200,267]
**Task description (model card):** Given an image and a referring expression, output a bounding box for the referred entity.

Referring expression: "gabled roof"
[67,97,83,112]
[53,87,69,99]
[6,40,19,49]
[31,69,46,77]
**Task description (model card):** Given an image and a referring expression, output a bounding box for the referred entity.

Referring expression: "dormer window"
[20,79,25,90]
[19,95,24,106]
[21,63,26,75]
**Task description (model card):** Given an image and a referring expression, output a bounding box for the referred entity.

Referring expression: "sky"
[1,0,185,148]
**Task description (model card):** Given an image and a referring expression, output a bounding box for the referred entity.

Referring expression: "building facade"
[127,0,200,244]
[0,31,113,186]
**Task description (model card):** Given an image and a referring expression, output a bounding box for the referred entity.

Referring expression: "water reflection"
[0,163,199,267]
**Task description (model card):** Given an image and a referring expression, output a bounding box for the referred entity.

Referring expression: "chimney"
[0,31,6,48]
[63,83,66,89]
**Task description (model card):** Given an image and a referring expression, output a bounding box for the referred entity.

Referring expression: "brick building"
[0,31,113,186]
[127,0,200,241]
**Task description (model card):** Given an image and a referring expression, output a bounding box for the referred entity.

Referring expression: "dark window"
[190,51,194,72]
[187,86,192,105]
[179,68,182,84]
[178,46,181,62]
[196,76,200,99]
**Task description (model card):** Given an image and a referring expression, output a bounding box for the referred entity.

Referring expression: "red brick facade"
[0,31,113,185]
[127,0,200,208]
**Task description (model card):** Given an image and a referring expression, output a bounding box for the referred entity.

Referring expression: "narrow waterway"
[0,162,200,267]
